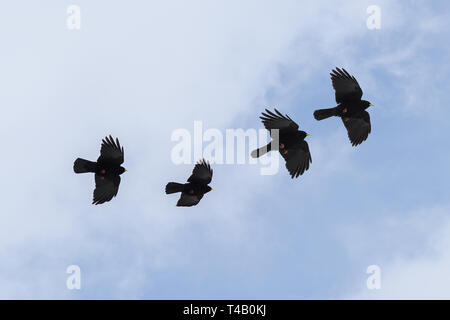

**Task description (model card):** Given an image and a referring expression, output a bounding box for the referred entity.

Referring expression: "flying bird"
[314,68,374,146]
[73,135,127,205]
[165,159,213,207]
[251,108,312,179]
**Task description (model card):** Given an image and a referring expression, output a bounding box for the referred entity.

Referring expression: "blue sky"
[0,0,449,299]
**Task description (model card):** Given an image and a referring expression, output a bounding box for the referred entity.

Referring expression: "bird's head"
[300,131,311,139]
[362,100,374,109]
[119,167,128,174]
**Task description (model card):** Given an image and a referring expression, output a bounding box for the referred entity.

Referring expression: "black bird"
[73,135,127,205]
[251,109,312,179]
[166,159,213,207]
[314,68,374,146]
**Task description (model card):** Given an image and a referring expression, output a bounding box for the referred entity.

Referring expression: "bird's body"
[314,68,374,146]
[183,182,211,197]
[75,160,123,176]
[165,159,213,207]
[73,135,126,205]
[251,109,311,179]
[279,130,307,149]
[335,101,368,117]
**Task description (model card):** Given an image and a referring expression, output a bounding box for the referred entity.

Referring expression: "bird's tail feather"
[165,182,184,194]
[313,107,338,120]
[73,158,96,173]
[251,143,272,158]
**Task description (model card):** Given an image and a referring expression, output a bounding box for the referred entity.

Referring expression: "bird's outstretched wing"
[177,193,203,207]
[187,159,213,185]
[260,109,299,136]
[92,174,121,205]
[280,140,312,178]
[331,68,363,103]
[97,135,124,166]
[341,111,371,146]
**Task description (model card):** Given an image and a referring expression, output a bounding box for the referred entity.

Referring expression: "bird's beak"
[211,188,214,191]
[125,169,128,172]
[369,103,374,106]
[306,133,311,136]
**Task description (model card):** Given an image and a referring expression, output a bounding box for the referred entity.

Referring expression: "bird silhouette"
[73,135,127,205]
[251,108,312,178]
[314,67,374,146]
[165,159,213,207]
